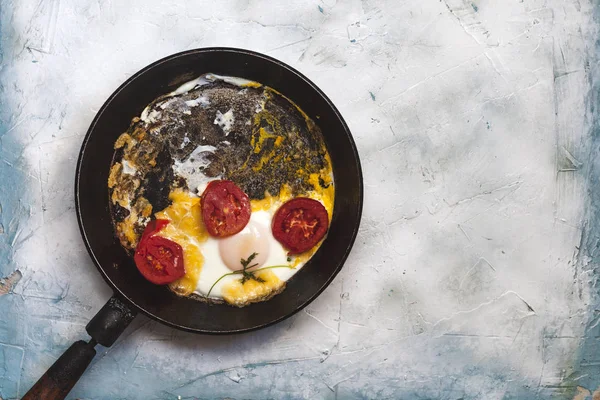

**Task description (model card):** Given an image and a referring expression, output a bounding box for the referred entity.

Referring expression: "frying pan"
[23,48,363,399]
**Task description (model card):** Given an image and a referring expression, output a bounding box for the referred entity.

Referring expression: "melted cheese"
[308,171,334,219]
[116,216,138,248]
[155,190,208,296]
[108,163,121,188]
[242,81,262,88]
[115,197,151,250]
[114,133,137,150]
[221,270,285,307]
[251,127,283,154]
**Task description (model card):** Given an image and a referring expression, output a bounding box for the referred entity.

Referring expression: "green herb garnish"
[240,252,263,284]
[205,253,296,298]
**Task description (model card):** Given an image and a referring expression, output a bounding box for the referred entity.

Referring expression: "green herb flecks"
[205,253,296,298]
[240,252,264,284]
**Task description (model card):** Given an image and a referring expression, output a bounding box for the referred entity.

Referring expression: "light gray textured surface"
[1,0,599,399]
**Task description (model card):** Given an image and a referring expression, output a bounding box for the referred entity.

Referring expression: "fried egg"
[109,73,335,307]
[153,178,332,307]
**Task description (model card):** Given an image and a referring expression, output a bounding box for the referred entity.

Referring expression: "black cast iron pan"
[23,48,363,399]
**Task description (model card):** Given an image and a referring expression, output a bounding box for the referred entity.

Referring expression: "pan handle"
[21,340,97,400]
[22,295,137,400]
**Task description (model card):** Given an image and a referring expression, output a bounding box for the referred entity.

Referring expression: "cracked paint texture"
[1,0,599,399]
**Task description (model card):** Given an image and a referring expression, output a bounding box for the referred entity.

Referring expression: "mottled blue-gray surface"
[1,0,600,399]
[570,2,600,398]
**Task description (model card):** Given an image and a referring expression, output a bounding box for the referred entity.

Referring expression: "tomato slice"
[139,219,169,242]
[272,198,329,254]
[134,219,185,285]
[201,180,251,237]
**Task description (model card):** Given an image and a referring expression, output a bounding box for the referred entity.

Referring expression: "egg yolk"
[219,220,270,271]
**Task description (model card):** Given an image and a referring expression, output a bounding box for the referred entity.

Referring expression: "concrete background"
[1,0,600,398]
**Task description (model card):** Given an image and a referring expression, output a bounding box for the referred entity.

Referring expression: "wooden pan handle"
[22,340,97,400]
[22,295,137,399]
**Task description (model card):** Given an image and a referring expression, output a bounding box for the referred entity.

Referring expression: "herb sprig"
[205,253,296,298]
[240,252,263,284]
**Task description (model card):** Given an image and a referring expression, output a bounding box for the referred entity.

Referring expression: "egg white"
[194,209,300,299]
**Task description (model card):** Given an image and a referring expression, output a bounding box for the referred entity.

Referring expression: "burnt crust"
[108,78,330,251]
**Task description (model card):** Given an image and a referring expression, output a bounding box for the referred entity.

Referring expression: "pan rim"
[75,47,363,334]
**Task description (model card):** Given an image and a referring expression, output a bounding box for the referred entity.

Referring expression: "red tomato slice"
[201,180,251,237]
[134,219,185,285]
[139,219,169,242]
[272,198,329,254]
